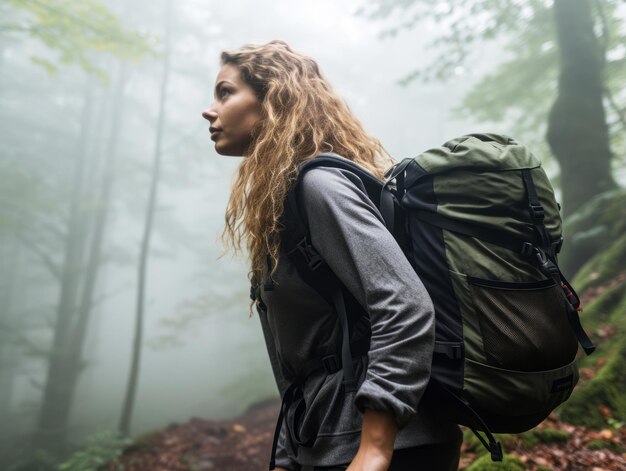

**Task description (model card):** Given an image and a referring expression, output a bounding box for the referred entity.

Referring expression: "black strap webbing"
[521,169,552,252]
[565,303,596,355]
[269,383,295,470]
[433,382,503,462]
[542,257,596,355]
[268,340,369,469]
[333,287,358,392]
[379,186,395,234]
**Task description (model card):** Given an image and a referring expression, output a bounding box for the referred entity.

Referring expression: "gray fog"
[8,0,616,458]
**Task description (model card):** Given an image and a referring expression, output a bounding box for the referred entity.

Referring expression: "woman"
[202,40,462,471]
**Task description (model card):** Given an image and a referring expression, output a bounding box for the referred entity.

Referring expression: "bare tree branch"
[15,232,61,280]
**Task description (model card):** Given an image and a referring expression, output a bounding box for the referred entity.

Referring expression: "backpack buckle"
[322,355,341,374]
[307,253,323,270]
[534,247,547,265]
[433,342,463,360]
[534,248,559,277]
[529,203,545,221]
[295,237,324,271]
[450,344,463,360]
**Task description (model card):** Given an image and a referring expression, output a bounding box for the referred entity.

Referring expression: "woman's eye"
[219,88,231,98]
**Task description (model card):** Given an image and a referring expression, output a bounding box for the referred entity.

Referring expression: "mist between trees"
[0,0,624,469]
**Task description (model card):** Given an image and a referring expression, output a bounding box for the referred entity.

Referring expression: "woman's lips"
[209,127,221,141]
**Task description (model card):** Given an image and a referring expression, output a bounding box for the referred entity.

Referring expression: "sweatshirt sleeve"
[297,166,435,428]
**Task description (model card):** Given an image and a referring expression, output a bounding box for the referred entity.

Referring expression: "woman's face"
[202,63,263,156]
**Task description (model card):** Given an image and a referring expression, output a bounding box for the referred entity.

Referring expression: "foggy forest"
[0,0,625,470]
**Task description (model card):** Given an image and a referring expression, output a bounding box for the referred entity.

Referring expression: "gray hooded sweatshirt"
[258,166,460,470]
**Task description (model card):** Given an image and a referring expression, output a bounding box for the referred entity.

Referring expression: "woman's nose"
[202,107,217,123]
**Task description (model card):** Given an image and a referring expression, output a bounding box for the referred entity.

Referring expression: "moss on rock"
[586,438,624,453]
[556,205,626,428]
[559,289,626,427]
[560,340,626,427]
[466,453,526,471]
[560,189,626,277]
[574,232,626,293]
[578,282,625,331]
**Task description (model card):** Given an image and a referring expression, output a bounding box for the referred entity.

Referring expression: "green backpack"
[270,133,595,464]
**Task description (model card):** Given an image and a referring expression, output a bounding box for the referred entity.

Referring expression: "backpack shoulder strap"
[282,155,371,392]
[291,154,396,233]
[282,154,405,394]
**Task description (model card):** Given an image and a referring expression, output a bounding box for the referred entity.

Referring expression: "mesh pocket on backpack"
[467,277,578,371]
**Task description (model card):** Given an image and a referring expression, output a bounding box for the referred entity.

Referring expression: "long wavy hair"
[221,40,393,288]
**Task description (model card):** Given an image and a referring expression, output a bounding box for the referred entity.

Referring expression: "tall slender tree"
[35,61,133,452]
[119,0,173,437]
[31,1,152,452]
[35,78,95,452]
[0,237,20,442]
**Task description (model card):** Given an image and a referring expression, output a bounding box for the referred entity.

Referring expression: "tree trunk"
[69,61,129,406]
[547,0,617,218]
[0,236,20,444]
[119,0,173,437]
[36,62,130,454]
[35,78,95,453]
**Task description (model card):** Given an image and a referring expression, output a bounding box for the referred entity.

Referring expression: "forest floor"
[103,397,626,471]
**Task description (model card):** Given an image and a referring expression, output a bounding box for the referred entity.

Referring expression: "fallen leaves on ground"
[484,414,626,471]
[579,272,626,308]
[103,399,625,471]
[102,398,277,471]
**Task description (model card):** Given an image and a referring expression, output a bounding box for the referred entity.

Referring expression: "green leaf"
[2,0,155,75]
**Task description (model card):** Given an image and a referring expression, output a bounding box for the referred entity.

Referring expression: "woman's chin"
[214,144,243,157]
[213,141,229,156]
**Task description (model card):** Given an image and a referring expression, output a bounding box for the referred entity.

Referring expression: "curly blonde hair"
[221,40,393,288]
